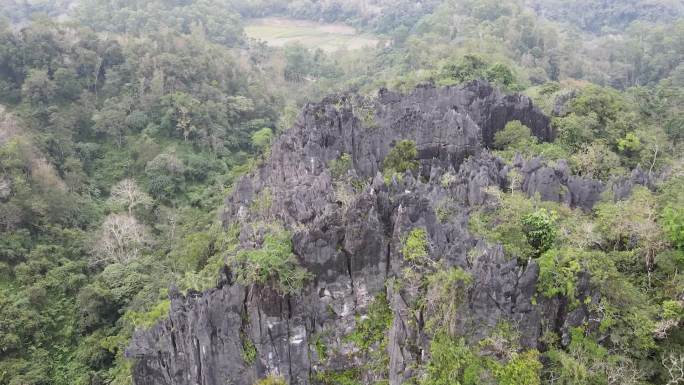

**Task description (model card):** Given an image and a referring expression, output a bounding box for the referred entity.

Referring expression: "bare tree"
[600,356,642,385]
[654,319,680,340]
[108,178,153,214]
[91,213,150,266]
[663,353,684,385]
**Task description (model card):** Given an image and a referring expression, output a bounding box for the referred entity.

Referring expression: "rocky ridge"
[126,81,651,385]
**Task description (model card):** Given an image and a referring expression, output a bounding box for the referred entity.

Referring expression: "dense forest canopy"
[0,1,683,385]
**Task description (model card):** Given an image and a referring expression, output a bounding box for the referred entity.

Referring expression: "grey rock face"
[516,157,606,211]
[127,81,606,385]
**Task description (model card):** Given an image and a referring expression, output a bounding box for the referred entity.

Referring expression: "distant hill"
[529,0,684,33]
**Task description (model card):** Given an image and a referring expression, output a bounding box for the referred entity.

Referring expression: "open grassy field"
[244,17,380,52]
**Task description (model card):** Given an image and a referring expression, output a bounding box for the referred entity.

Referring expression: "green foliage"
[233,230,311,295]
[402,228,430,263]
[665,114,684,143]
[569,142,623,180]
[311,332,328,360]
[329,153,353,180]
[494,121,534,150]
[0,13,284,382]
[553,113,598,150]
[251,127,273,151]
[383,140,418,175]
[469,191,536,259]
[662,206,684,250]
[422,333,480,385]
[422,332,541,385]
[537,249,582,300]
[314,369,362,385]
[493,120,570,162]
[436,55,518,89]
[123,300,170,329]
[617,132,641,153]
[242,333,257,365]
[595,186,663,256]
[250,188,273,217]
[76,0,244,46]
[435,198,456,223]
[437,54,488,85]
[425,268,472,333]
[254,376,287,385]
[346,293,393,352]
[541,328,642,385]
[521,208,558,256]
[493,350,542,385]
[662,300,684,320]
[486,63,516,88]
[539,82,561,95]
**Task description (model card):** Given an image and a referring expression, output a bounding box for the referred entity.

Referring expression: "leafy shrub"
[662,205,684,250]
[422,333,481,385]
[469,191,536,259]
[569,141,624,180]
[254,375,287,385]
[346,293,393,352]
[521,208,558,256]
[242,333,257,365]
[147,173,180,201]
[541,328,642,385]
[494,120,535,150]
[553,113,598,150]
[539,82,561,95]
[123,300,170,329]
[493,121,569,161]
[314,369,362,385]
[440,172,457,188]
[595,187,665,271]
[329,153,353,180]
[234,231,311,295]
[436,55,518,89]
[251,127,273,151]
[425,268,472,332]
[494,350,542,385]
[662,300,684,320]
[250,188,273,217]
[485,63,516,87]
[402,228,430,263]
[617,132,641,153]
[383,140,418,175]
[537,249,581,300]
[437,54,488,86]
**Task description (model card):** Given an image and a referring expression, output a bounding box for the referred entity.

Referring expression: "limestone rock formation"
[126,81,632,385]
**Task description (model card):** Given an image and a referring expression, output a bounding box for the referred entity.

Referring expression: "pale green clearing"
[244,17,380,52]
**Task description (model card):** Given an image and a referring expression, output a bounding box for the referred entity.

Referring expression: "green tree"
[521,208,558,256]
[569,142,623,180]
[21,69,56,106]
[485,63,516,88]
[437,54,488,85]
[662,206,684,250]
[251,127,273,151]
[494,120,535,150]
[383,140,418,175]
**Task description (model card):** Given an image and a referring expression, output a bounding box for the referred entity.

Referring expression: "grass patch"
[245,17,379,52]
